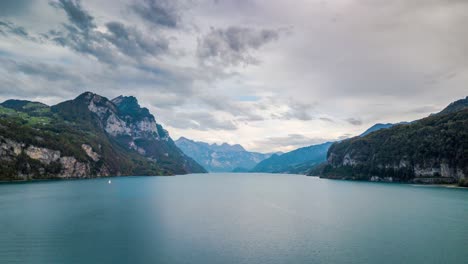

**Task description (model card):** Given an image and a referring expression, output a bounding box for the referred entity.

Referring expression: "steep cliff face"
[0,92,205,181]
[322,102,468,184]
[0,136,95,180]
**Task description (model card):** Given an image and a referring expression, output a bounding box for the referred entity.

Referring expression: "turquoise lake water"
[0,173,467,264]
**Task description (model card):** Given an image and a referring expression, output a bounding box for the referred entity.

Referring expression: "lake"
[0,173,467,264]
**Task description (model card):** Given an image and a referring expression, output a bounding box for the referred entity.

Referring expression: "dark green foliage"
[437,96,468,115]
[112,96,152,121]
[360,123,394,137]
[0,152,63,181]
[1,100,49,113]
[306,162,328,176]
[459,178,468,187]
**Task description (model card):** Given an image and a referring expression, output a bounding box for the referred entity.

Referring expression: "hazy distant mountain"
[0,92,206,181]
[321,96,468,186]
[175,137,272,172]
[251,142,334,174]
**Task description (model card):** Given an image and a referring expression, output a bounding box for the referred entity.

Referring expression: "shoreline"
[315,175,467,189]
[0,174,177,184]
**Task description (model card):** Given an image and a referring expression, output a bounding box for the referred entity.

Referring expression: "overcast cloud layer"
[0,0,466,152]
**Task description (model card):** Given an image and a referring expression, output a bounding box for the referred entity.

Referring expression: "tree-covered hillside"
[319,99,468,185]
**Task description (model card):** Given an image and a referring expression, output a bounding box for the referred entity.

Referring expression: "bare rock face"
[343,154,358,166]
[414,162,465,179]
[81,144,100,162]
[0,137,24,161]
[25,146,61,165]
[0,136,105,179]
[104,113,132,137]
[59,156,90,178]
[85,93,165,147]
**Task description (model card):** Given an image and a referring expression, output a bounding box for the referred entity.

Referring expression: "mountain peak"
[112,95,137,105]
[112,95,153,121]
[177,136,193,142]
[209,142,245,152]
[438,96,468,115]
[76,91,98,101]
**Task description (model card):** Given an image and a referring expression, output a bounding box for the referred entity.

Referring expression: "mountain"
[437,96,468,115]
[0,92,205,181]
[175,137,271,172]
[251,142,333,174]
[320,96,468,185]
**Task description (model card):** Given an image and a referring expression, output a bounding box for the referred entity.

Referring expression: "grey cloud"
[346,118,363,126]
[49,0,95,32]
[48,1,172,63]
[406,105,441,115]
[197,26,280,66]
[48,0,115,63]
[1,58,83,83]
[48,26,116,63]
[161,111,238,131]
[104,22,169,58]
[280,101,316,121]
[199,95,265,122]
[197,95,323,124]
[0,21,31,39]
[320,117,335,123]
[131,0,181,28]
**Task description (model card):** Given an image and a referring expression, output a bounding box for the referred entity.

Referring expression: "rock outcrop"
[0,136,95,179]
[81,144,100,162]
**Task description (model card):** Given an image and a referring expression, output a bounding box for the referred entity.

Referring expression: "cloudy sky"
[0,0,467,152]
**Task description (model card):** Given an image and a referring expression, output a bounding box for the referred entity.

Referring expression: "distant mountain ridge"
[0,92,206,181]
[175,137,272,172]
[251,142,334,174]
